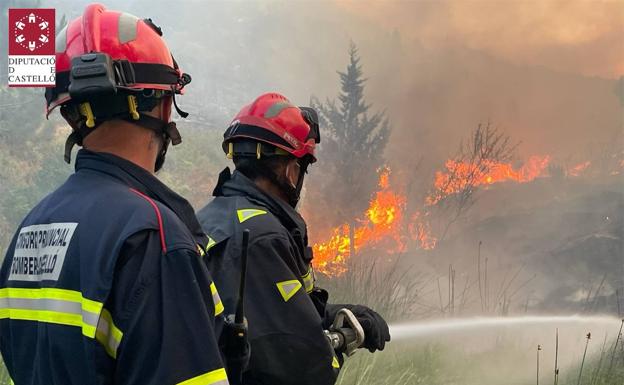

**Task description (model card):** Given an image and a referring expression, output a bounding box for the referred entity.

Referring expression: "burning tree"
[309,42,390,260]
[427,122,520,240]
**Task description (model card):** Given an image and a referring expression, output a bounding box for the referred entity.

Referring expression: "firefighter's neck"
[82,120,160,173]
[254,178,290,204]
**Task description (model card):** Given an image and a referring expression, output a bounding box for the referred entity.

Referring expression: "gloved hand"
[325,304,391,352]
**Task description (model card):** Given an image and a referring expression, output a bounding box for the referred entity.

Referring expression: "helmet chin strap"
[153,96,175,172]
[61,94,184,169]
[124,96,182,172]
[154,134,170,172]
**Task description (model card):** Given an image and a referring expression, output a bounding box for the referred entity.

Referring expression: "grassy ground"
[335,340,624,385]
[0,341,621,385]
[336,343,452,385]
[322,260,624,385]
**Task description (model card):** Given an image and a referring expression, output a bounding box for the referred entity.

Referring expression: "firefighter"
[197,93,391,385]
[0,4,228,385]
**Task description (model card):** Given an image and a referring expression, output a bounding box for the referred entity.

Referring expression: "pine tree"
[309,42,389,257]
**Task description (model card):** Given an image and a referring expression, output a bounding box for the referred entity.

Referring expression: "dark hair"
[233,155,293,181]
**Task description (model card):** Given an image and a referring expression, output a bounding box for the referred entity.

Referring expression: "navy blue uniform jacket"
[197,169,339,385]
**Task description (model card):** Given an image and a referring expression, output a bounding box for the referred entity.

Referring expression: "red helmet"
[223,93,320,162]
[44,3,191,166]
[46,3,189,115]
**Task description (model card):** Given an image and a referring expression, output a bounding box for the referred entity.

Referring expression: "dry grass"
[316,254,427,322]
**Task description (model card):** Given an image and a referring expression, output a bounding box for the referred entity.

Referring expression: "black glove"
[325,304,391,353]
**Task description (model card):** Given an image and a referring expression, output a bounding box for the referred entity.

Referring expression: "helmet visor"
[299,106,320,144]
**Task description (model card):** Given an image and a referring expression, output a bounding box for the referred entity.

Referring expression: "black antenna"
[235,229,250,324]
[223,229,251,385]
[554,328,559,385]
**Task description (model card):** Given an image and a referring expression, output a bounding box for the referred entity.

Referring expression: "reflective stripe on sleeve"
[96,308,124,359]
[176,367,229,385]
[301,266,314,293]
[210,282,224,316]
[0,287,123,358]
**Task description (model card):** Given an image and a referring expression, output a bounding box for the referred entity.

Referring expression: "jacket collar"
[215,168,308,236]
[75,149,207,243]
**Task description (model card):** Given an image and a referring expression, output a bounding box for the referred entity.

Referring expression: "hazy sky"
[338,0,624,79]
[19,0,624,163]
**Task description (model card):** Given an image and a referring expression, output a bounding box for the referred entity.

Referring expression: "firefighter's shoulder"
[198,195,285,246]
[90,184,168,231]
[57,179,195,251]
[111,186,196,251]
[27,175,162,232]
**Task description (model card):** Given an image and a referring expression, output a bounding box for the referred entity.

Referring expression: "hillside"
[423,175,624,314]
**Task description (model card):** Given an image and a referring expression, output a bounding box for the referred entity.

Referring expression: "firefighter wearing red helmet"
[0,4,229,385]
[197,93,390,384]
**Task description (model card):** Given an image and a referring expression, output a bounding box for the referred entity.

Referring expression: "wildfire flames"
[313,168,435,276]
[312,154,617,276]
[426,155,551,205]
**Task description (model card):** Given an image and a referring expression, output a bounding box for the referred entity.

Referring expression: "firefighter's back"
[1,4,230,384]
[0,170,163,384]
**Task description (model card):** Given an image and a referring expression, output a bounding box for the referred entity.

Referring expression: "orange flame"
[426,155,551,205]
[567,161,591,177]
[310,155,571,277]
[312,168,433,276]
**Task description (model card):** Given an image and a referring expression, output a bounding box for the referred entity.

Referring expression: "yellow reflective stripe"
[276,280,302,302]
[0,308,87,331]
[0,287,98,307]
[236,209,267,223]
[0,287,125,359]
[96,308,124,359]
[0,287,102,313]
[210,283,224,316]
[197,244,206,257]
[301,267,314,293]
[332,356,340,369]
[176,367,229,385]
[0,287,103,338]
[81,298,102,314]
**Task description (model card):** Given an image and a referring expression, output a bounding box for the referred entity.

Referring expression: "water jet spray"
[388,315,621,341]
